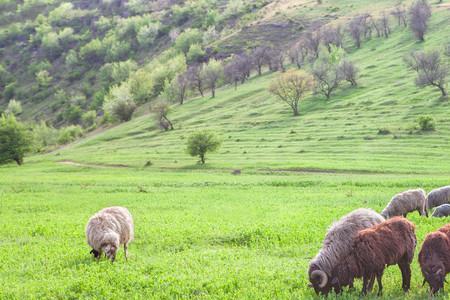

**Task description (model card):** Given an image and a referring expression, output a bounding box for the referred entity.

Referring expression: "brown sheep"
[354,217,416,295]
[308,208,384,295]
[419,224,450,294]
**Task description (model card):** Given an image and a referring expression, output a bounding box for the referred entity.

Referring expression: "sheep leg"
[124,243,128,261]
[361,274,370,295]
[376,271,383,296]
[367,274,375,292]
[399,261,411,292]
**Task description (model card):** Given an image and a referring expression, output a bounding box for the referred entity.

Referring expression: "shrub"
[32,121,58,152]
[417,115,435,131]
[137,22,160,48]
[35,70,52,88]
[63,105,82,124]
[174,28,203,55]
[186,130,221,164]
[81,110,97,128]
[57,125,83,144]
[0,114,32,165]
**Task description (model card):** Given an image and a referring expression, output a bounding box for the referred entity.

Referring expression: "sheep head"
[90,249,100,259]
[419,232,450,294]
[309,268,330,295]
[101,232,120,262]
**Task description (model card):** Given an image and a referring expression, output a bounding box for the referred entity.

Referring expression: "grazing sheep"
[308,208,385,295]
[355,217,416,295]
[381,189,427,219]
[419,224,450,294]
[427,186,450,211]
[432,204,450,218]
[86,206,134,262]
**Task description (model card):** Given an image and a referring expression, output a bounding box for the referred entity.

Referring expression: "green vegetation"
[1,0,450,298]
[0,114,31,165]
[186,131,222,164]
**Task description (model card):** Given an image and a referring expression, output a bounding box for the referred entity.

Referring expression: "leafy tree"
[0,114,31,165]
[137,22,160,48]
[202,59,223,98]
[186,43,206,64]
[79,38,104,64]
[269,70,314,116]
[186,131,221,164]
[162,73,190,104]
[174,28,203,56]
[41,31,61,59]
[5,99,22,116]
[103,82,136,122]
[31,121,58,152]
[128,69,154,104]
[36,70,52,88]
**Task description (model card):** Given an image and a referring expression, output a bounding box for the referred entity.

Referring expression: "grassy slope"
[1,1,450,299]
[37,4,450,174]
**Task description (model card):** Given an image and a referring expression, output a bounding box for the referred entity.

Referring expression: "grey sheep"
[427,186,450,211]
[381,189,427,219]
[308,208,385,295]
[432,204,450,218]
[86,206,134,262]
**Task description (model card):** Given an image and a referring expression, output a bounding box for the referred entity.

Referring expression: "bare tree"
[405,50,448,97]
[348,14,372,48]
[304,29,322,58]
[312,57,343,100]
[288,41,307,69]
[269,70,314,116]
[321,25,343,52]
[409,0,431,42]
[175,73,189,105]
[186,64,204,97]
[224,58,241,89]
[373,12,391,38]
[391,6,407,27]
[151,100,173,131]
[252,46,270,76]
[267,48,286,72]
[338,60,359,86]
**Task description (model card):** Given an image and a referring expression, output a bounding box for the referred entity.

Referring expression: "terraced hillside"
[39,4,450,174]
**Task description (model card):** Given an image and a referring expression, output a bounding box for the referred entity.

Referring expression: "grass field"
[2,1,450,299]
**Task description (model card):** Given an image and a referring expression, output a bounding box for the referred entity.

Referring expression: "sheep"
[381,188,427,219]
[354,217,416,296]
[432,204,450,218]
[86,206,134,262]
[308,208,385,295]
[419,224,450,294]
[427,186,450,211]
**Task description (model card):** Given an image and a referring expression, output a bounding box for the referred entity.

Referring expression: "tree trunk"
[14,156,23,165]
[439,85,448,97]
[200,154,205,164]
[257,65,262,76]
[211,86,215,98]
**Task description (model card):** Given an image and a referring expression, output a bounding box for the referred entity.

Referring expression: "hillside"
[32,1,450,174]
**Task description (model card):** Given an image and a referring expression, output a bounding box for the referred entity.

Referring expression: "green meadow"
[2,1,450,299]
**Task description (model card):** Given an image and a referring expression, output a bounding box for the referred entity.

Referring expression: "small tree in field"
[269,70,314,116]
[0,114,31,165]
[186,131,221,164]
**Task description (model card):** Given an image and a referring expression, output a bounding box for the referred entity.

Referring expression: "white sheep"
[86,206,134,262]
[381,189,427,219]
